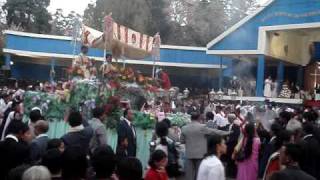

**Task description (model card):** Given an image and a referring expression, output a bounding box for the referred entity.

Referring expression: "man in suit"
[225,113,241,178]
[0,120,31,179]
[61,111,93,154]
[116,109,136,158]
[269,143,316,180]
[89,107,108,153]
[30,120,50,163]
[298,122,320,180]
[180,112,229,180]
[260,122,282,177]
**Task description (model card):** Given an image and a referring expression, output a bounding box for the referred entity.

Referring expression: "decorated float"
[22,15,190,167]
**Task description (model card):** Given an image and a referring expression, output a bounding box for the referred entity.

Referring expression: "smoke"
[232,59,257,95]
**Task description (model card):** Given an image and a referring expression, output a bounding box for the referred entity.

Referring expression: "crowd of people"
[0,85,319,180]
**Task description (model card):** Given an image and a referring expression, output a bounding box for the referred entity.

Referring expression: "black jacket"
[30,135,49,163]
[260,136,277,177]
[226,123,241,156]
[61,126,93,154]
[116,119,136,157]
[270,166,316,180]
[0,137,30,179]
[298,135,320,180]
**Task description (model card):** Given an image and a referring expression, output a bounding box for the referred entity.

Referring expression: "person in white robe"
[264,76,272,97]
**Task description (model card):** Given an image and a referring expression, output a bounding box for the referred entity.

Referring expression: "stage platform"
[221,96,303,105]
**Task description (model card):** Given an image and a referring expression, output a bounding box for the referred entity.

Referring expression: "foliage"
[83,0,257,46]
[23,82,187,130]
[105,107,122,129]
[133,111,155,129]
[69,82,99,110]
[227,0,257,26]
[189,0,228,46]
[166,112,191,127]
[50,9,82,36]
[83,0,159,35]
[144,0,171,42]
[2,0,52,33]
[117,86,146,110]
[83,0,169,37]
[23,91,65,121]
[0,0,257,46]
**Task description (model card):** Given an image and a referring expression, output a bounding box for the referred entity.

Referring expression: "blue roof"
[6,33,103,57]
[4,31,232,66]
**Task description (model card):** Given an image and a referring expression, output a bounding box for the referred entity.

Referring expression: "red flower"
[104,104,113,116]
[107,96,121,107]
[109,80,120,89]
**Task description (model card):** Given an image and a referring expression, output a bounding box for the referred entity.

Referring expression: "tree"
[189,0,228,46]
[51,9,82,36]
[83,0,172,38]
[144,0,172,42]
[50,9,65,35]
[2,0,52,34]
[82,0,257,46]
[83,0,153,34]
[0,5,6,54]
[167,0,196,26]
[83,2,104,31]
[227,0,257,27]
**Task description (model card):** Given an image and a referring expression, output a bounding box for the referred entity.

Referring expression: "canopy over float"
[82,15,159,60]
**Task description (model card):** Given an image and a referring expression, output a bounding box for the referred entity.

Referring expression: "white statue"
[279,84,291,98]
[271,81,278,98]
[264,76,272,97]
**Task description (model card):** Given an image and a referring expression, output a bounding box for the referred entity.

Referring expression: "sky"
[48,0,93,15]
[48,0,270,15]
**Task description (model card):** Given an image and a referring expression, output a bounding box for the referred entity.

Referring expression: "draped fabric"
[47,121,152,168]
[82,15,154,60]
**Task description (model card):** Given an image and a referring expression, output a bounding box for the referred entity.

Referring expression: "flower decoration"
[133,111,155,129]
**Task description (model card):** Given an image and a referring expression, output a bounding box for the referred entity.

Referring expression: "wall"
[266,29,320,65]
[11,61,65,81]
[301,31,320,62]
[267,31,304,64]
